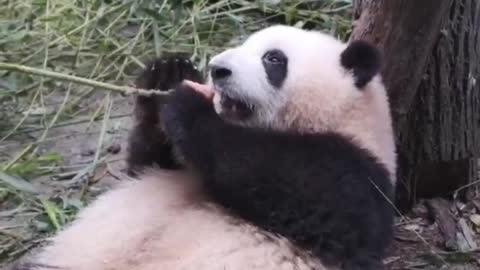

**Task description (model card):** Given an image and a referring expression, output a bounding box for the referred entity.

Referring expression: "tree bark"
[351,0,480,210]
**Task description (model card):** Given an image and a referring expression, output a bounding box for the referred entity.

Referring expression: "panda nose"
[210,65,232,80]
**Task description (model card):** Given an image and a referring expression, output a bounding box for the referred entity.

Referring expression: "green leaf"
[40,198,61,231]
[0,171,37,193]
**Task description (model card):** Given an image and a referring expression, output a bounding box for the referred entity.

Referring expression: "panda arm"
[162,84,394,268]
[126,56,203,175]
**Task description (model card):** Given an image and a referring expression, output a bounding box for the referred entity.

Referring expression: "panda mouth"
[218,94,254,120]
[184,80,254,120]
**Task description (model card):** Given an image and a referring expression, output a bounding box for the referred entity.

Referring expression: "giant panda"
[14,25,396,270]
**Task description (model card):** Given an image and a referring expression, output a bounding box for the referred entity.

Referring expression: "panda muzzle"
[185,80,254,120]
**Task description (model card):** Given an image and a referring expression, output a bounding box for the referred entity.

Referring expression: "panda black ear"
[340,40,382,89]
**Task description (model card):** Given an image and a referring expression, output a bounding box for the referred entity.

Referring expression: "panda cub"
[17,25,395,270]
[129,27,397,185]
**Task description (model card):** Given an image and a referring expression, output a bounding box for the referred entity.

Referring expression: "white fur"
[23,25,394,270]
[209,25,396,183]
[29,170,333,270]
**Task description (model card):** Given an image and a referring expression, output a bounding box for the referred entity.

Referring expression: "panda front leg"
[126,56,203,175]
[160,83,220,175]
[161,85,393,270]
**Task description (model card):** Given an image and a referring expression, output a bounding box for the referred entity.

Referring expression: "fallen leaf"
[469,214,480,227]
[458,218,478,250]
[405,224,422,233]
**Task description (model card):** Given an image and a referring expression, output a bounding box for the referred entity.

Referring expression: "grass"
[0,0,352,266]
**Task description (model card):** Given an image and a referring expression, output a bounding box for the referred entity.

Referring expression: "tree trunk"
[351,0,480,211]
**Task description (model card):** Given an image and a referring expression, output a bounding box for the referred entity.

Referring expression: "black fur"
[126,55,203,176]
[126,56,394,269]
[158,73,394,269]
[262,49,288,88]
[340,40,382,88]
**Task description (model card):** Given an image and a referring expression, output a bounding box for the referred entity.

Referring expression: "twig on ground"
[0,62,172,97]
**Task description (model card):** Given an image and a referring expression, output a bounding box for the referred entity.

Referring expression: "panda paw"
[133,55,204,122]
[126,55,203,174]
[135,55,203,91]
[161,83,216,150]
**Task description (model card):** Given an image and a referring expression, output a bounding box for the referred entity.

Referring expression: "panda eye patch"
[263,50,287,65]
[262,49,288,88]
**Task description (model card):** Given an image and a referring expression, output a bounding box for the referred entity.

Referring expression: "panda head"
[208,25,381,129]
[207,25,396,181]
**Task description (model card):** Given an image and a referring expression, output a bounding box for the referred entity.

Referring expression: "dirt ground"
[386,198,480,270]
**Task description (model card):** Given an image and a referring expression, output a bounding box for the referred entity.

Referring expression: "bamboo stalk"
[0,62,171,97]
